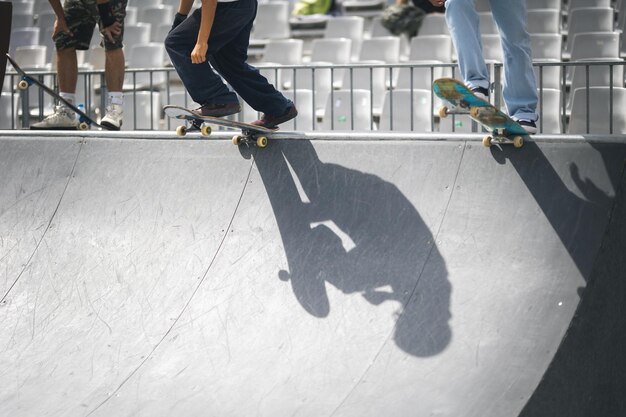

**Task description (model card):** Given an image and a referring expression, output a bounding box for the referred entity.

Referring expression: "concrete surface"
[0,131,624,416]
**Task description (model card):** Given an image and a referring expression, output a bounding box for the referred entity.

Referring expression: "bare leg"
[56,47,78,94]
[104,48,125,92]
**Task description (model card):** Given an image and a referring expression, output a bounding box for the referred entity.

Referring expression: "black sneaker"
[192,102,241,118]
[250,105,298,129]
[470,86,490,102]
[517,119,537,134]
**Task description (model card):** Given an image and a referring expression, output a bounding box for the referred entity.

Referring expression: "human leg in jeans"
[489,0,538,123]
[442,0,538,131]
[165,0,296,127]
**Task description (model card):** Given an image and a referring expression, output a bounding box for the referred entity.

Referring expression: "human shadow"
[252,140,452,357]
[489,140,623,278]
[489,140,626,417]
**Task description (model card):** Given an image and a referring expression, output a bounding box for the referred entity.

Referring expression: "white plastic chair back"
[567,87,626,134]
[321,89,372,131]
[379,89,433,132]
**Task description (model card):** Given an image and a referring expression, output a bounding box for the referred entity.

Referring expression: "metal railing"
[3,60,625,134]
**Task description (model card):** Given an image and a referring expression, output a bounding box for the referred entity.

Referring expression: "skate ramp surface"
[1,132,625,416]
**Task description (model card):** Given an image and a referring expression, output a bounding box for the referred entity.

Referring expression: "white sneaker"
[470,86,490,102]
[31,105,78,130]
[101,103,123,130]
[516,119,538,134]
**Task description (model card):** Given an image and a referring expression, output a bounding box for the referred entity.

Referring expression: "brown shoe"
[250,105,298,129]
[192,102,241,118]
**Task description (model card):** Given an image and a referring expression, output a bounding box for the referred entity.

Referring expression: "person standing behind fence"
[430,0,539,133]
[164,0,297,129]
[32,0,127,130]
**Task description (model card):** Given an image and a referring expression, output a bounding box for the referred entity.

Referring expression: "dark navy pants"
[165,0,292,115]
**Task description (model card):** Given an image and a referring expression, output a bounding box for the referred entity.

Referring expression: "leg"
[489,0,538,121]
[100,47,125,129]
[31,0,91,129]
[56,47,79,94]
[209,20,291,115]
[0,2,12,92]
[54,0,98,97]
[444,0,489,90]
[165,8,239,105]
[100,0,128,129]
[102,0,126,94]
[104,48,124,92]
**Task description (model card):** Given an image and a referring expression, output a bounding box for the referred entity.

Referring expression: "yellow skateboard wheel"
[176,125,187,136]
[201,124,212,137]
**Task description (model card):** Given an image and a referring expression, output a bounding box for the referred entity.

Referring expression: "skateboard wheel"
[470,107,481,118]
[176,125,187,136]
[232,135,243,145]
[256,136,268,148]
[78,122,89,131]
[513,136,524,148]
[482,136,492,147]
[438,106,449,119]
[18,80,29,90]
[200,124,212,137]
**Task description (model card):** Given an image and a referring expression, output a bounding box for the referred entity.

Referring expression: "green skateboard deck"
[433,77,527,148]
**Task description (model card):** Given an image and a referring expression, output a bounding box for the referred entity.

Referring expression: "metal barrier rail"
[3,60,626,133]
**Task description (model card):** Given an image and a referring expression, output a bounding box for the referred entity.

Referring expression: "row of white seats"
[10,4,626,63]
[12,0,626,36]
[249,1,626,44]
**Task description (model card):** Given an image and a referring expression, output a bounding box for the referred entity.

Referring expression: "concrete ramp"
[1,133,624,416]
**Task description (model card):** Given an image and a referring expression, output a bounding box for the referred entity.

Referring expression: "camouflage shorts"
[54,0,128,51]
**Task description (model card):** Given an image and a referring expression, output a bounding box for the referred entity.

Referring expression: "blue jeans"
[444,0,538,121]
[165,0,292,115]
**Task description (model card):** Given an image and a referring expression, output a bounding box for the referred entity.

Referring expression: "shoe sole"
[195,107,242,118]
[30,126,79,130]
[254,109,298,129]
[100,121,121,131]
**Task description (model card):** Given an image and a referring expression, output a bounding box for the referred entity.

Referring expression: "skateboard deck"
[6,53,111,131]
[433,77,526,148]
[0,2,11,92]
[163,104,277,148]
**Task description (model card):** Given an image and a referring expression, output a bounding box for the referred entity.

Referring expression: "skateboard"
[163,104,277,148]
[6,53,110,131]
[0,2,11,92]
[433,77,526,148]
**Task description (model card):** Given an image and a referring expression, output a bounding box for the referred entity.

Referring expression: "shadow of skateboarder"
[253,140,452,357]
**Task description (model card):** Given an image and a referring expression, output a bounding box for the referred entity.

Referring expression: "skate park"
[1,129,625,416]
[2,0,626,415]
